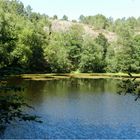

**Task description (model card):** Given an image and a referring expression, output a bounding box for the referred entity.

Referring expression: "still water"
[2,78,140,139]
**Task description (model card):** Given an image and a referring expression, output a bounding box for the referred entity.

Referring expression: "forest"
[1,0,140,139]
[1,0,140,74]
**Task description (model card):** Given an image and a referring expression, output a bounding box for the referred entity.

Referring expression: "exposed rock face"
[45,19,117,42]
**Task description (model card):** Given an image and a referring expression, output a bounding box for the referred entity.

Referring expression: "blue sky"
[20,0,140,20]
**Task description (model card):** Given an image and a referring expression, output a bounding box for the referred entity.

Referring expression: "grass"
[14,73,140,81]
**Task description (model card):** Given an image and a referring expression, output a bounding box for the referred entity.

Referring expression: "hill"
[47,20,117,42]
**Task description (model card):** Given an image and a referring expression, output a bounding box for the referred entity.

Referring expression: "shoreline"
[13,73,140,81]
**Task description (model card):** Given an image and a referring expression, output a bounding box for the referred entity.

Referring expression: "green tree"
[67,24,84,70]
[126,17,137,30]
[0,4,18,69]
[111,27,140,73]
[95,33,109,72]
[44,32,71,73]
[25,5,32,18]
[62,15,68,21]
[80,36,104,72]
[106,42,117,72]
[80,14,109,29]
[53,15,58,20]
[79,15,85,22]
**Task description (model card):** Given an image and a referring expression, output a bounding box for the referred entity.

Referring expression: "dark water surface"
[2,78,140,139]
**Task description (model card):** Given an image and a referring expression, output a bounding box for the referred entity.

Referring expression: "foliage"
[118,73,140,101]
[80,36,105,73]
[53,15,58,20]
[44,32,71,73]
[62,15,68,21]
[0,77,42,134]
[95,33,109,71]
[79,14,109,29]
[1,0,140,74]
[67,24,84,70]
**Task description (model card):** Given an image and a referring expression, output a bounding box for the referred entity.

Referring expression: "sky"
[20,0,140,20]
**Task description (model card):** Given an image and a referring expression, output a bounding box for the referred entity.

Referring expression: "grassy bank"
[14,73,140,81]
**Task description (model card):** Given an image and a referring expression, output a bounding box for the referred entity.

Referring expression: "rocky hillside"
[48,20,117,42]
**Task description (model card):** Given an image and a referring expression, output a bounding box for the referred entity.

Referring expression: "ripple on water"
[2,78,140,139]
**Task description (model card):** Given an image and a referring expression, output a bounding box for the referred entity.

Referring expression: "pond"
[2,77,140,139]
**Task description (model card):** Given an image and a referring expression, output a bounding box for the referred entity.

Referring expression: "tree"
[106,42,117,72]
[110,27,140,73]
[44,32,71,73]
[0,5,17,69]
[106,17,114,32]
[62,15,68,21]
[10,0,25,16]
[80,14,109,29]
[53,15,58,20]
[95,33,109,60]
[79,36,104,73]
[67,24,84,70]
[0,73,42,134]
[118,73,140,101]
[79,15,85,22]
[25,5,32,18]
[2,0,140,74]
[95,33,109,72]
[126,17,137,30]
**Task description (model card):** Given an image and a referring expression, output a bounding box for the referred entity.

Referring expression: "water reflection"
[21,78,118,101]
[3,78,140,139]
